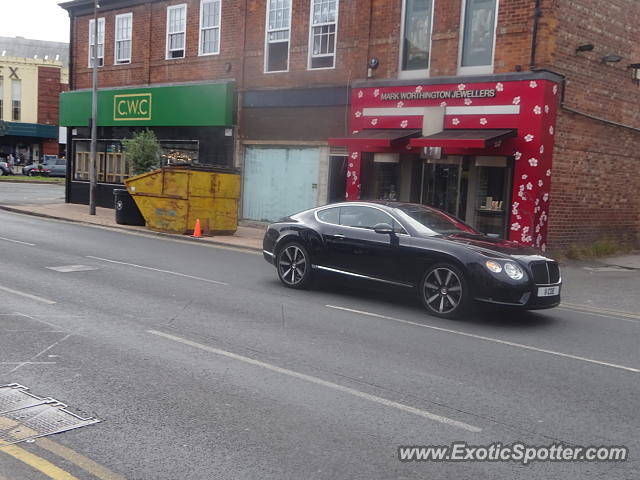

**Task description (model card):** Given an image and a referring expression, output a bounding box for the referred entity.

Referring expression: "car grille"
[530,261,561,284]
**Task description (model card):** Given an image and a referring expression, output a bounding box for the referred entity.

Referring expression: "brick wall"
[37,66,63,125]
[544,0,640,248]
[72,0,243,90]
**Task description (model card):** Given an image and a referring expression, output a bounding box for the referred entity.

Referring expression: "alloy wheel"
[278,244,308,286]
[423,267,463,314]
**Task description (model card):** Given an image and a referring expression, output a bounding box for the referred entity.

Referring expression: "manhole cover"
[47,265,99,273]
[0,384,99,444]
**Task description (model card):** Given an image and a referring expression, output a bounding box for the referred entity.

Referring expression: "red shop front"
[329,72,562,251]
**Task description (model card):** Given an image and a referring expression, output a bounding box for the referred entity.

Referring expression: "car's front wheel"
[420,263,469,318]
[276,241,313,289]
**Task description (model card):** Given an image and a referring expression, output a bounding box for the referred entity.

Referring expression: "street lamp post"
[89,0,100,215]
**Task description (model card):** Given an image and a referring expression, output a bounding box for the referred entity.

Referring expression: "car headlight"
[504,262,524,280]
[485,260,503,273]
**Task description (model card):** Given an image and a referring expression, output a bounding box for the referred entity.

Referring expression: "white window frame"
[457,0,500,75]
[88,17,105,68]
[114,13,133,65]
[198,0,221,56]
[307,0,339,70]
[264,0,292,73]
[398,0,434,79]
[166,3,187,60]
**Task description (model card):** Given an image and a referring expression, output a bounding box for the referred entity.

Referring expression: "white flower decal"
[543,193,549,202]
[541,243,547,252]
[513,96,521,105]
[464,98,473,105]
[458,83,466,91]
[480,118,488,125]
[373,89,380,97]
[539,145,545,154]
[512,202,519,214]
[546,169,551,177]
[371,118,378,126]
[529,158,539,167]
[406,144,413,150]
[521,174,528,180]
[544,105,550,113]
[549,126,554,135]
[535,198,540,206]
[535,225,541,233]
[496,82,504,91]
[345,192,349,199]
[397,101,405,108]
[526,182,533,191]
[452,118,460,125]
[533,105,542,115]
[351,130,359,135]
[524,134,534,142]
[346,171,351,178]
[348,163,353,168]
[357,90,364,99]
[415,85,423,93]
[511,223,521,231]
[493,141,502,148]
[530,81,538,88]
[538,180,544,187]
[517,215,522,220]
[400,120,408,129]
[440,101,447,107]
[351,152,359,159]
[553,85,558,95]
[354,111,362,118]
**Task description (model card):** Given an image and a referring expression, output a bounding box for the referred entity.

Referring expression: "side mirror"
[373,223,394,234]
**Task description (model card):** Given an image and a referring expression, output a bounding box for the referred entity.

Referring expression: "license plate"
[537,286,560,297]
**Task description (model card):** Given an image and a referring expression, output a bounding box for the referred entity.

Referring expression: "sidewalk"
[0,203,265,252]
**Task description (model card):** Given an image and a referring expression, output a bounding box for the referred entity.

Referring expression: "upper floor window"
[399,0,433,78]
[11,79,21,121]
[308,0,338,69]
[167,4,187,59]
[115,13,132,64]
[265,0,291,72]
[458,0,498,74]
[88,17,105,67]
[199,0,221,55]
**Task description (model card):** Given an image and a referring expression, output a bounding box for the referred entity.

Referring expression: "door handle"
[332,234,346,240]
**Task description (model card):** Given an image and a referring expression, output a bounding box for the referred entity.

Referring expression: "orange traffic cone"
[192,218,202,238]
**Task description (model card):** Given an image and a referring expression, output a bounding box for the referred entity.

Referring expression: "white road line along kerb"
[325,305,640,374]
[0,236,36,246]
[147,329,482,433]
[86,256,229,286]
[0,285,56,305]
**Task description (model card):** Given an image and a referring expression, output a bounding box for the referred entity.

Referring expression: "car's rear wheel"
[420,263,469,318]
[276,242,313,289]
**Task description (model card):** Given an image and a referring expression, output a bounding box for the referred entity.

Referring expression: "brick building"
[59,0,640,250]
[0,37,69,164]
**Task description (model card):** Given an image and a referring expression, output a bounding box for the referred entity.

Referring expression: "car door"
[54,159,66,176]
[325,205,404,282]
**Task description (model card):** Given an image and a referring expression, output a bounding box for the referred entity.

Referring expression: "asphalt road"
[0,210,638,479]
[0,183,64,206]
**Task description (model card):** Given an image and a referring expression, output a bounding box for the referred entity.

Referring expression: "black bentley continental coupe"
[263,202,561,318]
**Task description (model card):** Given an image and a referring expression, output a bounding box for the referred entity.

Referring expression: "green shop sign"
[60,82,234,127]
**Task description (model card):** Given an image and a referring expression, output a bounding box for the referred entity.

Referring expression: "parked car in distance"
[263,201,562,318]
[22,157,67,177]
[0,161,13,176]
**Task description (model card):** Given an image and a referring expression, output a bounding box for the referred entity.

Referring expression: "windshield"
[393,205,479,236]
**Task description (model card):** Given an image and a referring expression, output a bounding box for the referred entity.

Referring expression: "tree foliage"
[122,129,161,175]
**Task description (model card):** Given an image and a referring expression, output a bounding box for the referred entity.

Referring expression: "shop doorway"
[421,156,512,237]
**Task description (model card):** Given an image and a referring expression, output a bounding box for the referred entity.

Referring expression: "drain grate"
[0,384,99,444]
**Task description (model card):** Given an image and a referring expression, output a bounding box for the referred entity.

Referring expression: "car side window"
[56,160,66,165]
[339,206,405,233]
[317,207,340,225]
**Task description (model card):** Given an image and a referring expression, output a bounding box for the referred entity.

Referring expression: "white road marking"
[9,333,73,373]
[0,285,56,305]
[148,329,482,433]
[325,305,640,374]
[0,236,35,246]
[47,265,99,273]
[86,256,229,286]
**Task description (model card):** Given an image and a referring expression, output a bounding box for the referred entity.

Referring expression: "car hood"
[425,232,550,261]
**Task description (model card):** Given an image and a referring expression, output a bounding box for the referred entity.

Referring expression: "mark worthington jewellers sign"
[380,89,497,101]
